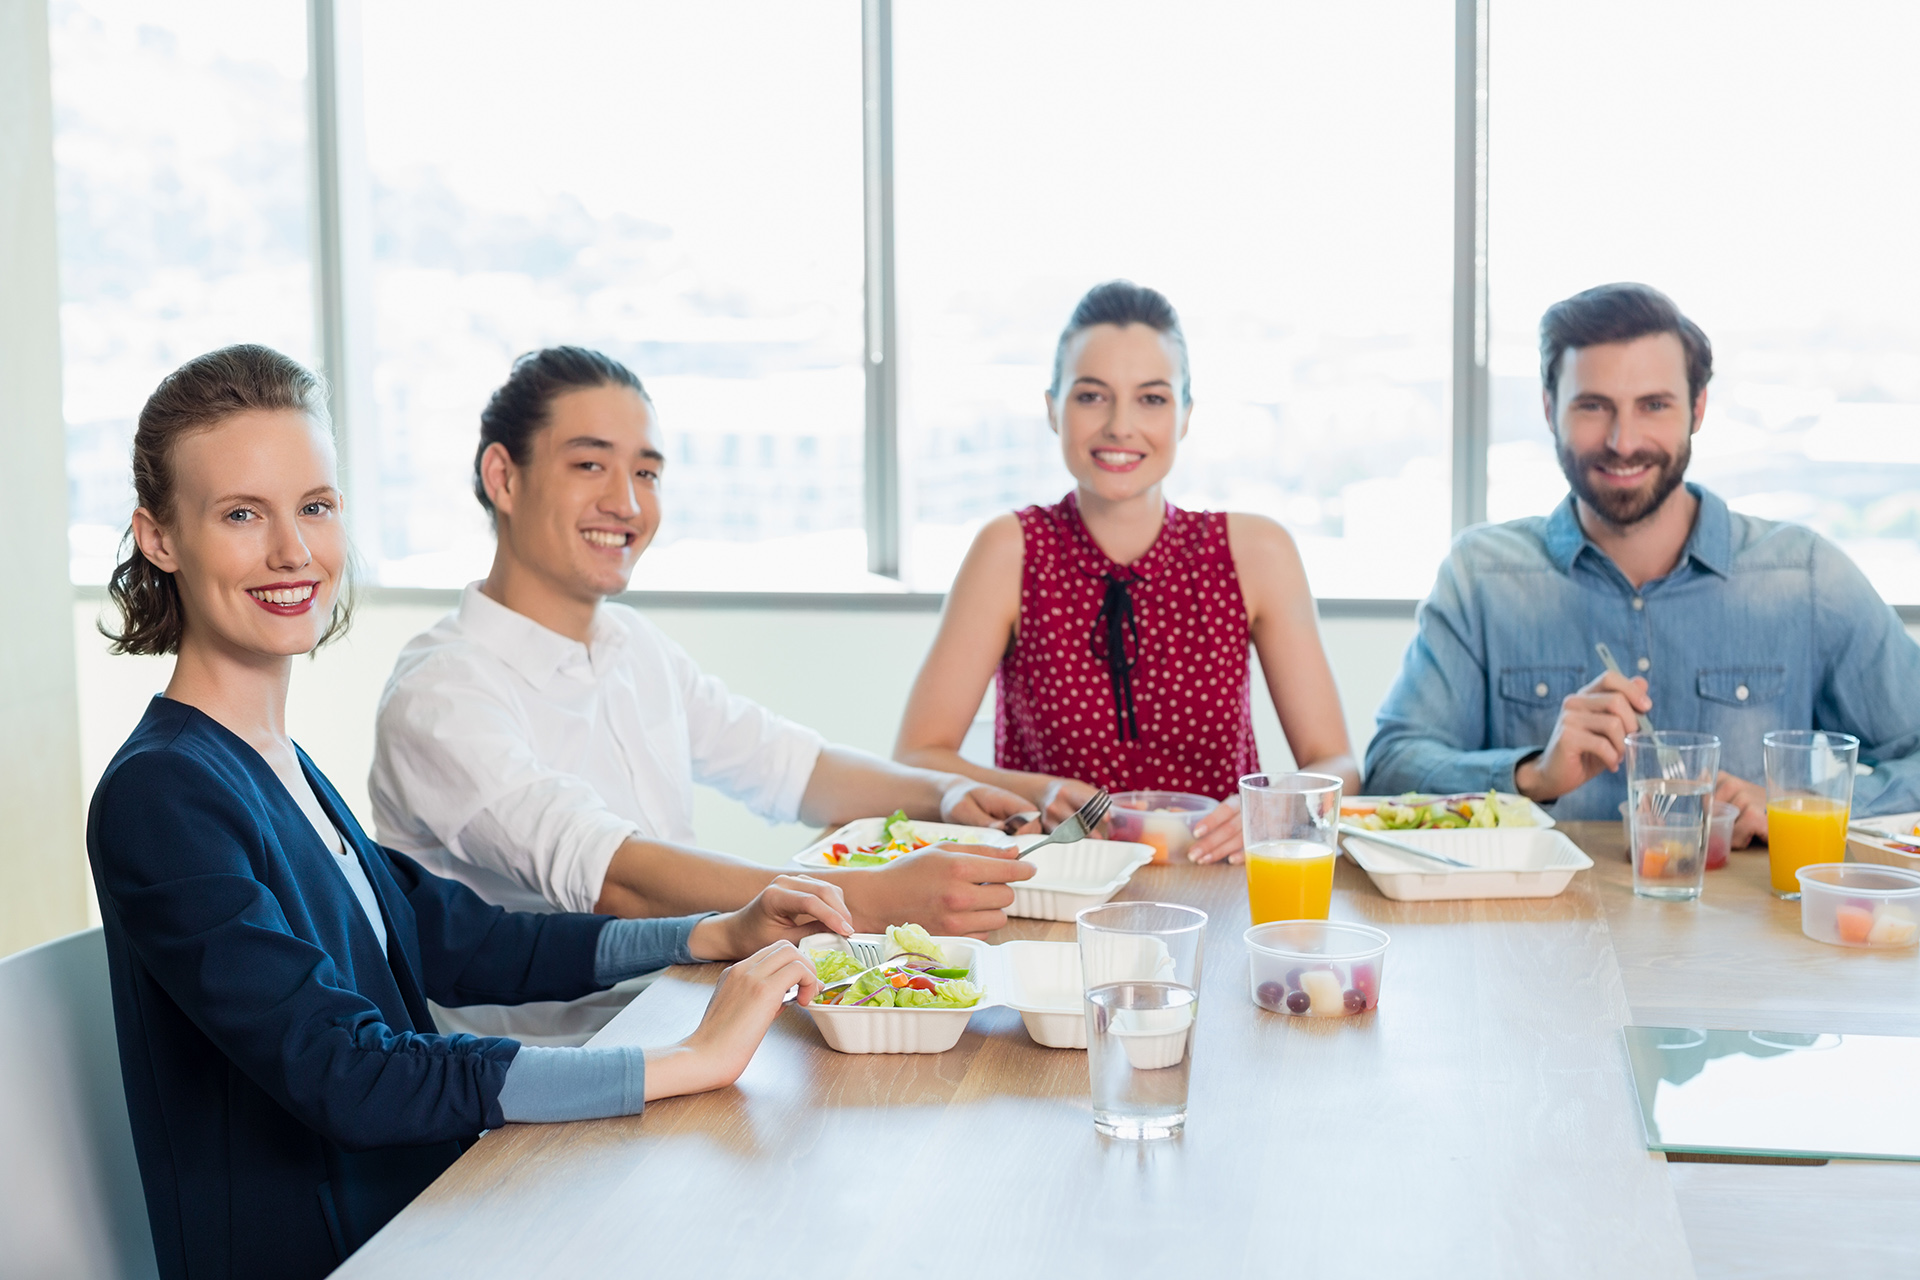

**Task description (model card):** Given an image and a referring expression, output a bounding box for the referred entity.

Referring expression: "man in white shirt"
[371,348,1040,995]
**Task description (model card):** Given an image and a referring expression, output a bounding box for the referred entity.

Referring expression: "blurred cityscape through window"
[1490,0,1920,600]
[52,0,313,584]
[359,1,871,590]
[48,0,1920,603]
[893,1,1455,596]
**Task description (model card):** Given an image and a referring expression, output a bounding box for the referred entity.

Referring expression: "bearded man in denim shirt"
[1365,282,1920,845]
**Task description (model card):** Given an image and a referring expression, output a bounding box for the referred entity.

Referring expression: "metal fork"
[1595,642,1684,817]
[1015,789,1112,862]
[1337,823,1474,869]
[845,935,885,968]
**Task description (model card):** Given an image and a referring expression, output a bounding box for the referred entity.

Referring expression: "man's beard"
[1558,431,1691,528]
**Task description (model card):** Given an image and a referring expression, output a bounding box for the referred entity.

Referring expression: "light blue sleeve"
[495,913,720,1123]
[1363,552,1539,797]
[496,1044,648,1123]
[1811,540,1920,817]
[592,912,715,986]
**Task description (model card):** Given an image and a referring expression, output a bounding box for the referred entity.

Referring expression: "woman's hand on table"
[1714,771,1769,848]
[689,875,853,961]
[644,941,820,1099]
[1186,794,1245,865]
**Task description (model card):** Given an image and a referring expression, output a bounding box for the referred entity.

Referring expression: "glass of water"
[1078,900,1207,1140]
[1625,731,1720,901]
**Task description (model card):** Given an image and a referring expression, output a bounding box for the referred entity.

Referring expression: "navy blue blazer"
[88,697,614,1279]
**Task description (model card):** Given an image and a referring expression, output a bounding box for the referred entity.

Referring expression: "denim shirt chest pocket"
[1497,665,1586,748]
[1695,665,1788,749]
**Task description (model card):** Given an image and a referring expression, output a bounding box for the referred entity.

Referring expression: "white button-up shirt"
[370,583,825,916]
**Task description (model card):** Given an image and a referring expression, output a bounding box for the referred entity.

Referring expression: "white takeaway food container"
[797,933,1091,1053]
[792,818,1011,869]
[1342,793,1557,830]
[1007,838,1155,921]
[1340,828,1593,901]
[793,818,1153,921]
[989,940,1087,1049]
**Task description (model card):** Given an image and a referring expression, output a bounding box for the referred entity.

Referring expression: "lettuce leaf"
[1492,794,1538,827]
[884,923,947,964]
[879,809,915,847]
[893,979,983,1009]
[809,949,865,984]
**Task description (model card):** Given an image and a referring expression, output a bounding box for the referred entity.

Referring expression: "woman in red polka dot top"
[894,281,1361,864]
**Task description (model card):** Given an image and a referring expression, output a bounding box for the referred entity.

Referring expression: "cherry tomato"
[907,976,936,992]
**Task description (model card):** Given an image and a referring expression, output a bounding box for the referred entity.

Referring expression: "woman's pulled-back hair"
[103,344,351,656]
[473,346,649,520]
[1049,280,1192,406]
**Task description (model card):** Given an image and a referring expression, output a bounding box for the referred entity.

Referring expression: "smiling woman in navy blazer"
[88,346,846,1279]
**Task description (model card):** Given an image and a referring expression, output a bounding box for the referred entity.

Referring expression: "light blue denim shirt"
[1364,485,1920,820]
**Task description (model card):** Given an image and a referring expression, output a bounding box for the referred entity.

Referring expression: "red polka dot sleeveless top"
[994,492,1259,800]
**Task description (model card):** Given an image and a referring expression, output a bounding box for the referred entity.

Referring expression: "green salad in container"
[809,924,984,1009]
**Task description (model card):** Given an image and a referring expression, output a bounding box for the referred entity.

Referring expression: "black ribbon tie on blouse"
[1090,572,1141,741]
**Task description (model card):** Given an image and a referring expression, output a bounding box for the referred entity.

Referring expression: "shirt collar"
[1058,491,1179,582]
[1542,483,1730,582]
[1682,485,1732,578]
[456,582,623,687]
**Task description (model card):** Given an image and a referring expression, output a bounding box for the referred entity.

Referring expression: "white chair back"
[0,927,157,1279]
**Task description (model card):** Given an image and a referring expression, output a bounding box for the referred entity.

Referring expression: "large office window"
[1489,1,1920,600]
[358,2,871,590]
[892,1,1456,595]
[50,0,313,583]
[52,3,1920,604]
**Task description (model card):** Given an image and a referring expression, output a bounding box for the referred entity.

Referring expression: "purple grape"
[1256,981,1286,1010]
[1285,990,1311,1014]
[1343,989,1366,1014]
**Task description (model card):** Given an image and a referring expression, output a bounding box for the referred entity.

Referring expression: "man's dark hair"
[473,346,650,518]
[1539,282,1712,412]
[1050,280,1191,405]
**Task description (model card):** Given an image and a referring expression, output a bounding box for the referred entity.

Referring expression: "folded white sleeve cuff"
[759,727,825,825]
[457,801,640,915]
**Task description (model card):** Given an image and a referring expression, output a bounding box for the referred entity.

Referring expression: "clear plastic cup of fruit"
[1620,799,1736,871]
[1796,863,1920,948]
[1705,801,1737,870]
[1107,791,1220,864]
[1245,920,1389,1017]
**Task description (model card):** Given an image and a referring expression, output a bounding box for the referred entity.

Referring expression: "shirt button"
[1636,657,1650,672]
[1736,684,1750,701]
[1535,682,1549,698]
[1631,597,1644,611]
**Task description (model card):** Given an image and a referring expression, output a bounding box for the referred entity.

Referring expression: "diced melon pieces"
[1639,848,1669,879]
[1300,969,1343,1016]
[1835,905,1875,944]
[1868,902,1919,946]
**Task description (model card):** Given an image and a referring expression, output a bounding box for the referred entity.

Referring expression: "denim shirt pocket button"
[1697,666,1786,706]
[1499,667,1584,704]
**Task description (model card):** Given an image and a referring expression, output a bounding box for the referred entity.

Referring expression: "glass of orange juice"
[1762,730,1859,899]
[1239,772,1342,924]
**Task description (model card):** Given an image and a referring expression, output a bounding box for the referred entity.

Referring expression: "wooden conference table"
[340,823,1920,1279]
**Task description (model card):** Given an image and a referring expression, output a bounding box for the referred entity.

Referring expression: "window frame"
[299,0,1486,609]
